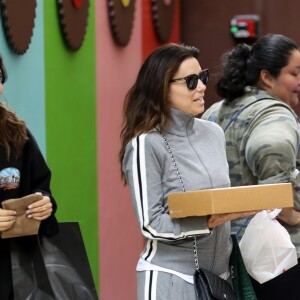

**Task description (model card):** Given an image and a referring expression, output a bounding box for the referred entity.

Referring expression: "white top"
[137,258,230,284]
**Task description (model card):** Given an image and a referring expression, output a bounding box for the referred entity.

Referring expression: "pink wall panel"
[96,1,144,299]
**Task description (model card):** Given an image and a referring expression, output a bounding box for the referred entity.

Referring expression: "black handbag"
[158,129,235,300]
[193,235,235,300]
[10,222,98,300]
[194,268,235,300]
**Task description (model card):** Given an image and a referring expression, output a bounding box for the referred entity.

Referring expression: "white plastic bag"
[239,209,298,284]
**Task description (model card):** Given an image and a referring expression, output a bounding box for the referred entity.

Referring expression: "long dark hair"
[216,33,298,101]
[0,55,28,160]
[119,43,200,181]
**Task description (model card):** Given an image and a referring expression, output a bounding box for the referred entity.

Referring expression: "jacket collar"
[164,108,195,137]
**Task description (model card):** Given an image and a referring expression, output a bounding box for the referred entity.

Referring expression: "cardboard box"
[168,183,293,218]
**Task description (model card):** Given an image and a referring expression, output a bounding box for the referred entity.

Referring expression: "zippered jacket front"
[123,108,232,276]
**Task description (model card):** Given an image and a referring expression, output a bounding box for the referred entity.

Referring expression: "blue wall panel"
[0,0,46,154]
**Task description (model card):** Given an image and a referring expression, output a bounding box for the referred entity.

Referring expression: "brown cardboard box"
[168,183,294,218]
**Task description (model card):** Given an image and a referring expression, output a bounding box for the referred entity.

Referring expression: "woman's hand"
[208,210,259,228]
[0,208,16,231]
[26,193,53,221]
[277,207,300,225]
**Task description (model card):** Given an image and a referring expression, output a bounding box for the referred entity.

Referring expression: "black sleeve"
[21,130,59,237]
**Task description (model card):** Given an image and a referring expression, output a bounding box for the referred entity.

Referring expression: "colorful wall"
[0,0,180,299]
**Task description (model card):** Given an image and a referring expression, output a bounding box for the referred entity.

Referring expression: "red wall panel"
[142,0,181,60]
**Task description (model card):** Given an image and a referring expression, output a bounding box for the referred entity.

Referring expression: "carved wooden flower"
[107,0,135,47]
[151,0,175,43]
[0,0,36,55]
[57,0,89,51]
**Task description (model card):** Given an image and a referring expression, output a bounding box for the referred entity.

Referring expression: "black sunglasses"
[169,69,209,90]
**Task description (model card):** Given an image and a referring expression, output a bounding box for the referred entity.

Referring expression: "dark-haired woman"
[119,43,255,299]
[0,55,58,299]
[202,33,300,299]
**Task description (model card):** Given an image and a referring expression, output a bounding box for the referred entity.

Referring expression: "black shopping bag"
[10,222,98,300]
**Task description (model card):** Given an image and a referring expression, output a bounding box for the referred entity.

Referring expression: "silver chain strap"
[157,128,199,271]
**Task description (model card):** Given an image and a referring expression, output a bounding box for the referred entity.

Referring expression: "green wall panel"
[43,1,98,289]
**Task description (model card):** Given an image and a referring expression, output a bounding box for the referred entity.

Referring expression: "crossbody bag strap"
[156,128,200,271]
[223,97,273,133]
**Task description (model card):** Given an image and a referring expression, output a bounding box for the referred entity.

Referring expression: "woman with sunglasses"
[202,33,300,299]
[119,43,255,299]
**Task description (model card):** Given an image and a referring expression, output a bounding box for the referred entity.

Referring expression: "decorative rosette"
[57,0,89,51]
[0,0,36,55]
[151,0,175,42]
[107,0,136,47]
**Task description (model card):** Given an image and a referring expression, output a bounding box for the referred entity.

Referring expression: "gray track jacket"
[123,108,232,276]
